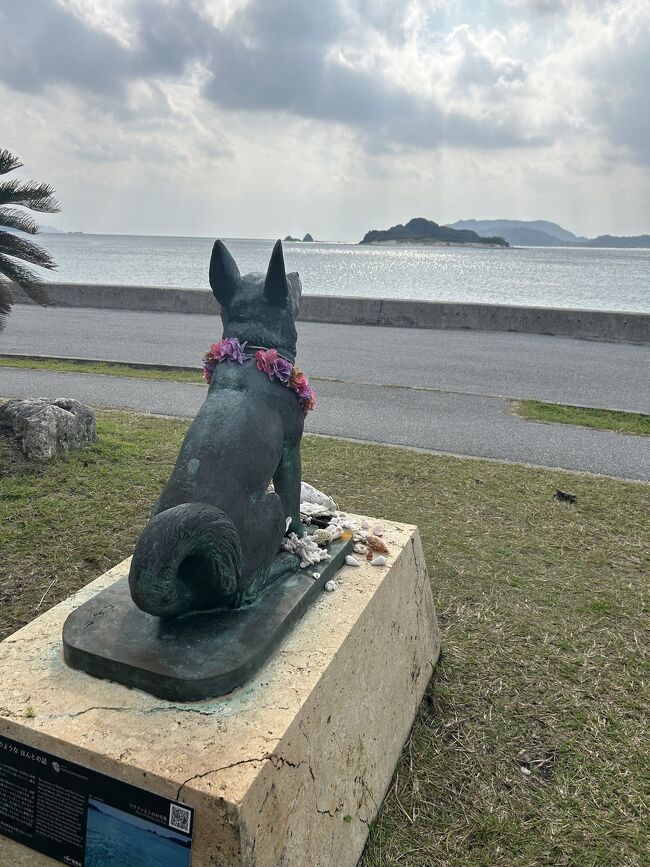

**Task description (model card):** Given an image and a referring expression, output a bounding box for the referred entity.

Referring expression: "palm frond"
[0,150,58,330]
[0,253,50,306]
[0,231,57,270]
[0,149,23,176]
[0,179,60,213]
[0,279,16,333]
[0,207,41,235]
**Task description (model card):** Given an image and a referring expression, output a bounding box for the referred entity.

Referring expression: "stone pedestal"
[0,518,439,867]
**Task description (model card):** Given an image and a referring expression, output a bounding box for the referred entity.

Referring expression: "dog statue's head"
[209,239,302,362]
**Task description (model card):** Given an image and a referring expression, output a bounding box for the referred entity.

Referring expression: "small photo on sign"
[85,799,192,867]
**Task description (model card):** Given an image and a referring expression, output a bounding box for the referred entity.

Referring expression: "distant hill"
[447,219,650,248]
[588,234,650,248]
[360,217,509,247]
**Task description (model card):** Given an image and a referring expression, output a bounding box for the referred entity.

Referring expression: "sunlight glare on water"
[37,234,650,313]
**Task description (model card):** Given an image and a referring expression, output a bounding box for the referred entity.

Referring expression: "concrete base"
[0,518,439,867]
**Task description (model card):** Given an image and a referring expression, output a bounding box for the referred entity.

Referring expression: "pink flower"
[203,339,316,415]
[255,349,293,383]
[203,337,247,383]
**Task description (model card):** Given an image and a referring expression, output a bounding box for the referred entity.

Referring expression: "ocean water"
[36,233,650,313]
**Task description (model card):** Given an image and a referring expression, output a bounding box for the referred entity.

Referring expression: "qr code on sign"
[169,803,192,834]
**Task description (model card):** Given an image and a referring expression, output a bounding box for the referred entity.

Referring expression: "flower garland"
[202,337,317,416]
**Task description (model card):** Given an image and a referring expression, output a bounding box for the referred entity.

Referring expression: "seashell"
[312,572,321,580]
[345,555,361,567]
[372,524,385,536]
[311,528,333,547]
[353,543,368,555]
[285,516,292,532]
[370,555,387,566]
[352,533,363,543]
[360,520,370,529]
[300,502,332,519]
[324,580,337,592]
[365,535,389,554]
[300,482,337,511]
[342,519,357,530]
[328,525,343,540]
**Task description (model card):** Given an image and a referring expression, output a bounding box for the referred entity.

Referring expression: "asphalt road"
[1,306,648,480]
[3,305,650,412]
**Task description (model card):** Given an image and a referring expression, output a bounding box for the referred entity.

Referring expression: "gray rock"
[0,397,97,461]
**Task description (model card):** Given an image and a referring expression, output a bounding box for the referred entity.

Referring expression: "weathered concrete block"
[0,397,97,462]
[0,517,439,867]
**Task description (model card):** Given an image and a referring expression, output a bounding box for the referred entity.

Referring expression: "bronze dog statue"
[129,240,310,618]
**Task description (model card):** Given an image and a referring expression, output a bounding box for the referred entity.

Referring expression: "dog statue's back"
[129,240,305,617]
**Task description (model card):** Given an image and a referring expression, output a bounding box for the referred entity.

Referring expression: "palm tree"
[0,148,60,332]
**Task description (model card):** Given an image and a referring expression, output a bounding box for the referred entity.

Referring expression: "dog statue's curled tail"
[129,239,306,618]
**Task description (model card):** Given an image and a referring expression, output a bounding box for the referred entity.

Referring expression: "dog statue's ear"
[210,240,241,307]
[264,240,289,307]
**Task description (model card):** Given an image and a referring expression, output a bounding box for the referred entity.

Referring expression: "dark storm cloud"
[0,0,130,95]
[0,0,208,97]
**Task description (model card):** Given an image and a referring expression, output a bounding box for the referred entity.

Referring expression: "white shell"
[300,482,337,510]
[342,519,357,530]
[360,520,370,529]
[324,580,337,592]
[345,555,361,567]
[372,525,385,536]
[312,572,321,580]
[370,555,387,566]
[353,543,368,555]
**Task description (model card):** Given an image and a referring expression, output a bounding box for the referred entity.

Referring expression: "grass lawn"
[0,354,203,383]
[1,411,648,866]
[514,399,650,436]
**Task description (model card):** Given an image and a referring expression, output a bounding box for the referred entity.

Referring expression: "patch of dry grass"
[1,413,648,865]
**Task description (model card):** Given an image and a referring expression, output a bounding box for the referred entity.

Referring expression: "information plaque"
[0,733,193,866]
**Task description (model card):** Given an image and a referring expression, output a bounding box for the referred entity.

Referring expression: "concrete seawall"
[14,282,650,343]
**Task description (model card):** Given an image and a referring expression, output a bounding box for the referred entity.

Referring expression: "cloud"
[444,25,526,88]
[0,0,208,97]
[0,0,647,165]
[201,0,543,150]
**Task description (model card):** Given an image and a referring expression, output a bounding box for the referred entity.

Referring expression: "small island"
[283,233,315,242]
[360,217,509,248]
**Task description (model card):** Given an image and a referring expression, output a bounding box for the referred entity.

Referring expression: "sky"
[1,0,648,240]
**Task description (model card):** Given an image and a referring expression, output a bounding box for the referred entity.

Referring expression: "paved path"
[4,305,650,411]
[1,306,649,480]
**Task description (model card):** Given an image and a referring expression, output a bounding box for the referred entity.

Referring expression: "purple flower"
[275,356,293,383]
[255,348,292,382]
[218,337,247,364]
